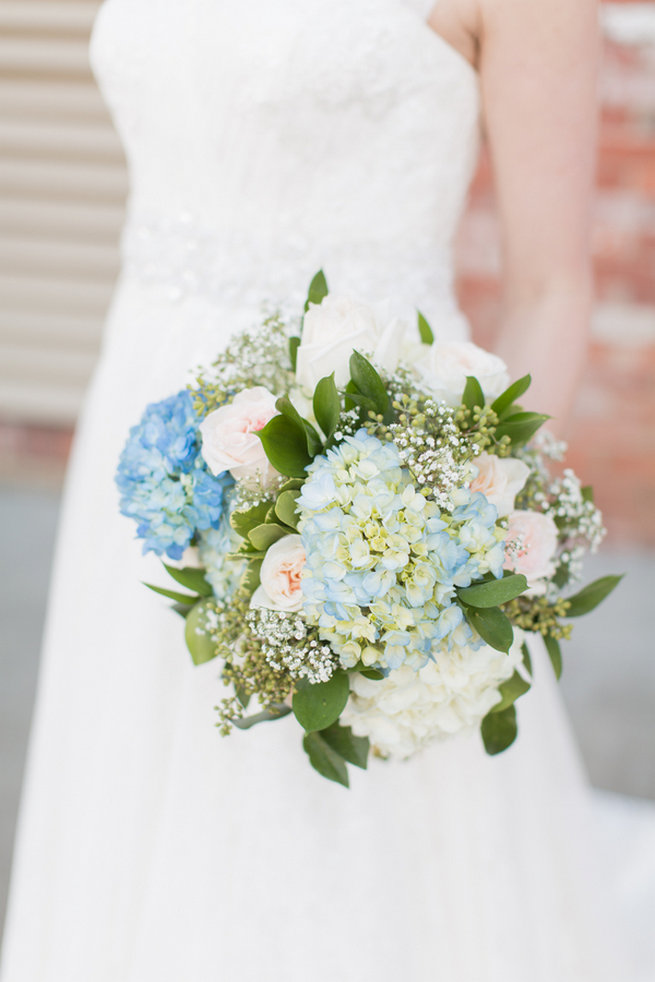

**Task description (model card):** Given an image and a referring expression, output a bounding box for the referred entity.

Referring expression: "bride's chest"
[92,0,444,124]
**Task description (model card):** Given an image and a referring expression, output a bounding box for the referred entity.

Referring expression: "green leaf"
[462,375,485,411]
[457,573,528,609]
[313,373,341,440]
[275,396,322,457]
[292,671,350,732]
[230,500,272,539]
[359,668,385,681]
[417,310,434,345]
[581,485,595,504]
[248,523,288,552]
[319,722,369,769]
[349,350,392,422]
[564,574,623,617]
[463,604,514,652]
[279,477,304,493]
[143,582,199,605]
[257,414,312,477]
[240,558,263,593]
[552,565,570,589]
[163,564,213,597]
[289,335,301,372]
[343,384,377,413]
[490,374,532,417]
[521,641,533,676]
[184,600,219,665]
[481,704,518,755]
[304,269,329,313]
[495,412,550,447]
[492,671,531,714]
[231,705,291,729]
[274,489,300,530]
[544,635,563,680]
[171,601,195,619]
[303,731,349,787]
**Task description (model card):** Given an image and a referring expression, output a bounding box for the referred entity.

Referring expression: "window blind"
[0,0,127,424]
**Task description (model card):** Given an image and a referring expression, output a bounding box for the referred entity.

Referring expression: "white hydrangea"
[341,632,525,759]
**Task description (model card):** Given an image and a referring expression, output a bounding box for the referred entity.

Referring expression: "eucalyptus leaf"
[248,523,288,552]
[462,375,485,412]
[490,374,532,417]
[495,412,550,447]
[279,477,305,493]
[492,671,531,714]
[292,671,350,732]
[463,604,514,652]
[230,500,272,539]
[163,564,212,597]
[257,414,312,477]
[457,573,528,609]
[319,722,369,769]
[143,582,199,605]
[564,575,623,617]
[231,705,291,729]
[304,269,329,312]
[417,310,434,345]
[481,704,518,755]
[184,600,219,665]
[303,731,349,787]
[313,373,341,440]
[289,335,301,372]
[544,635,563,680]
[274,489,300,530]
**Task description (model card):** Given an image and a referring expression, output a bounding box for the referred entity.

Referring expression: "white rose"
[295,295,403,392]
[469,453,530,518]
[414,340,510,407]
[504,510,559,590]
[251,534,306,612]
[199,387,279,487]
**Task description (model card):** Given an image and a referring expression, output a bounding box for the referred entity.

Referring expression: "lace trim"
[120,212,466,333]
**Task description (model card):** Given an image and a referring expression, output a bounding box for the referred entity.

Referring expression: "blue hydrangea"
[116,389,232,560]
[196,494,246,601]
[297,429,505,672]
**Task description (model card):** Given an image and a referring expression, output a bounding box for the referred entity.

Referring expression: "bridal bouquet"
[116,272,619,786]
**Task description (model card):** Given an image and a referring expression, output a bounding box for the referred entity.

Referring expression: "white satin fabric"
[2,0,653,979]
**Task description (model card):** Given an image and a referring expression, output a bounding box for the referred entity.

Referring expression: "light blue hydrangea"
[197,494,246,601]
[116,389,232,560]
[297,429,505,672]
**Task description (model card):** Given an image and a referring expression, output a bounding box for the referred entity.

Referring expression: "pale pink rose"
[414,340,510,407]
[504,510,559,590]
[251,534,306,612]
[470,453,530,518]
[199,387,279,486]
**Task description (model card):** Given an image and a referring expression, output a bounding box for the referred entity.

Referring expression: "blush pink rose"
[251,535,306,612]
[470,453,530,518]
[199,386,279,486]
[504,510,559,590]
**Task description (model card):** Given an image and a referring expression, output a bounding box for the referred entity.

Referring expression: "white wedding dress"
[2,0,653,979]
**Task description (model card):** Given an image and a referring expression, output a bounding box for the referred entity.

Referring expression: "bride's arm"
[477,0,600,431]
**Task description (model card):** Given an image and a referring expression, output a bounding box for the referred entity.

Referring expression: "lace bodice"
[90,0,480,334]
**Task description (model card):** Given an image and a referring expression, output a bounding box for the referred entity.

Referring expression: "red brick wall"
[457,2,655,545]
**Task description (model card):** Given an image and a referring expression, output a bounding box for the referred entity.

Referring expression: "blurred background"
[0,0,654,931]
